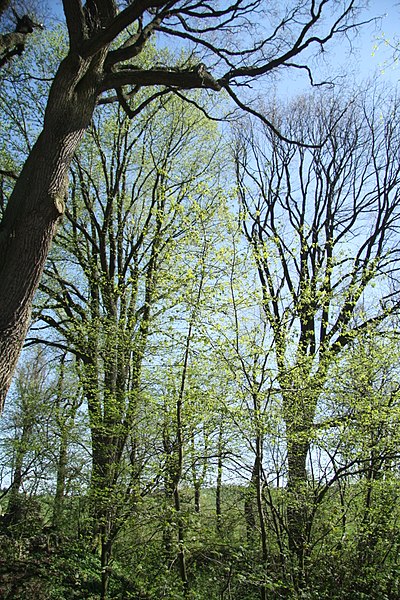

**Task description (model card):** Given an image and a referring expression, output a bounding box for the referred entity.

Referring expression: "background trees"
[0,0,44,70]
[235,88,400,590]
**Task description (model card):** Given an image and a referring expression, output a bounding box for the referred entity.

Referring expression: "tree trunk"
[283,385,317,589]
[244,456,258,542]
[216,426,223,532]
[194,483,201,513]
[52,432,68,530]
[285,430,311,589]
[174,484,188,595]
[0,133,65,412]
[5,400,35,527]
[101,538,113,600]
[6,436,27,527]
[0,49,106,410]
[254,434,268,600]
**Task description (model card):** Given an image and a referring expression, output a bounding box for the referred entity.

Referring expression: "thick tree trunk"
[0,134,65,412]
[89,426,122,600]
[0,50,105,410]
[101,538,113,600]
[283,384,317,589]
[285,431,311,589]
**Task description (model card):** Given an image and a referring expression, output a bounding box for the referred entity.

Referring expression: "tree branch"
[225,85,318,147]
[62,0,86,49]
[0,32,27,68]
[105,12,165,67]
[80,0,177,59]
[99,65,222,93]
[114,87,170,119]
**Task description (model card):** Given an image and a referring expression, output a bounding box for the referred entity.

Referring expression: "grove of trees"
[1,1,400,599]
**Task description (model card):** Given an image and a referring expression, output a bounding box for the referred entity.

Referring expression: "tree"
[3,355,43,530]
[0,0,372,408]
[50,353,84,532]
[235,88,400,587]
[310,332,400,597]
[0,347,60,533]
[28,84,223,597]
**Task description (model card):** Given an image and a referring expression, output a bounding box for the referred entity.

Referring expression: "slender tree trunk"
[254,434,268,600]
[216,424,223,532]
[194,482,201,513]
[162,482,174,558]
[52,432,68,530]
[6,437,28,526]
[52,356,71,531]
[174,372,188,594]
[263,484,287,580]
[244,457,258,542]
[174,484,188,595]
[5,405,35,527]
[190,428,209,515]
[357,450,385,566]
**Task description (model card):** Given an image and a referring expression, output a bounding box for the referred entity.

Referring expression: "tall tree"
[30,91,222,598]
[235,88,400,586]
[0,0,371,408]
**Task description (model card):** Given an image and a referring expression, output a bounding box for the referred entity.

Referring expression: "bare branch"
[114,86,170,119]
[99,64,222,93]
[225,85,318,147]
[105,12,166,67]
[171,89,228,122]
